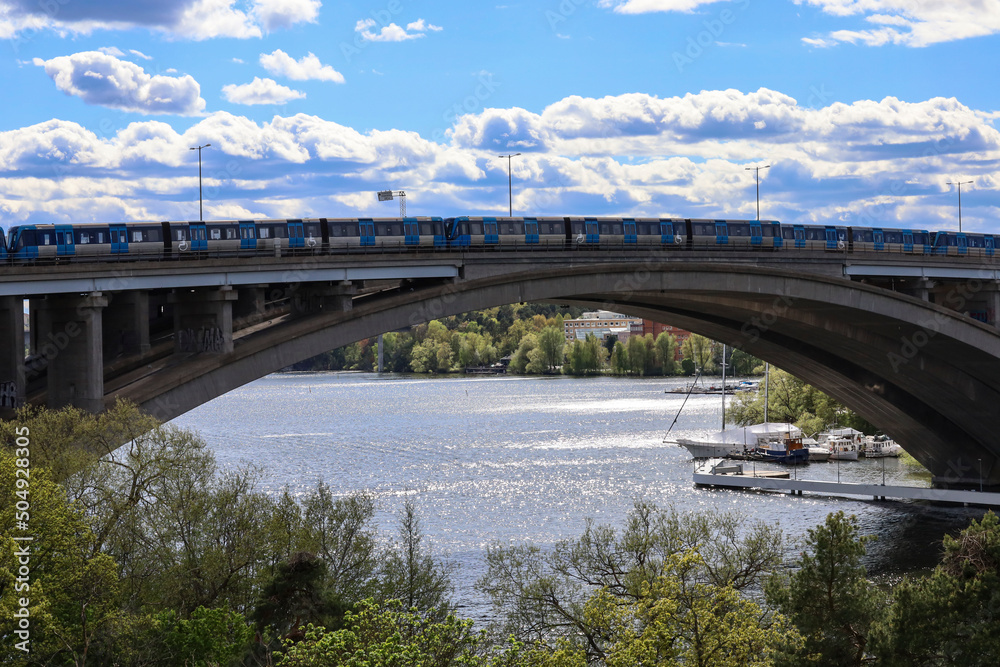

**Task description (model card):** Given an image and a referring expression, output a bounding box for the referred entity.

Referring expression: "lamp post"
[745,164,770,221]
[946,180,973,233]
[499,153,520,216]
[189,143,211,221]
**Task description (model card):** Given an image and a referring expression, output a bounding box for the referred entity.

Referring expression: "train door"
[902,230,914,253]
[583,218,598,243]
[403,219,419,246]
[55,225,75,256]
[288,221,304,249]
[110,224,128,254]
[660,220,675,245]
[483,217,499,244]
[359,219,375,246]
[822,227,837,250]
[957,233,968,255]
[793,225,805,249]
[715,221,728,246]
[986,236,995,257]
[239,222,257,250]
[524,218,539,244]
[872,229,885,252]
[750,222,763,247]
[189,223,207,251]
[623,219,637,244]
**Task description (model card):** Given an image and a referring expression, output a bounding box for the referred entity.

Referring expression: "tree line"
[286,304,764,378]
[3,401,999,665]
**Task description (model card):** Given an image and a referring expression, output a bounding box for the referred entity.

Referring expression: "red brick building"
[642,320,692,360]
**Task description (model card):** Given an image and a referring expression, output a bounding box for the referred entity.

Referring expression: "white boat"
[827,437,859,461]
[672,422,803,459]
[805,439,831,462]
[696,458,744,475]
[863,435,903,458]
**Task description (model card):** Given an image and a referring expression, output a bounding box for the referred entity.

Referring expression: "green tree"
[625,334,655,375]
[536,325,566,372]
[276,599,486,667]
[610,341,628,375]
[654,331,678,375]
[478,501,784,663]
[682,334,716,373]
[378,499,455,619]
[564,334,607,376]
[870,511,1000,666]
[766,511,883,666]
[509,333,538,374]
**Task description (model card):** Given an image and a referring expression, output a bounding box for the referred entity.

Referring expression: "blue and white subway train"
[0,215,994,261]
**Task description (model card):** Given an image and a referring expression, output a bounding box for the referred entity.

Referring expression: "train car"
[781,224,848,251]
[445,216,501,247]
[0,228,5,260]
[634,218,685,247]
[567,217,628,246]
[328,217,444,251]
[687,219,721,248]
[933,231,997,257]
[711,219,783,249]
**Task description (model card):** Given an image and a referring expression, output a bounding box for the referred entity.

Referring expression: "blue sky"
[1,0,998,231]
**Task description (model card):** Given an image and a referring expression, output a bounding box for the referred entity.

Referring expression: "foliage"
[727,366,875,435]
[563,334,608,376]
[478,500,785,663]
[682,334,716,373]
[377,499,456,620]
[869,511,1000,666]
[275,599,486,667]
[765,511,883,666]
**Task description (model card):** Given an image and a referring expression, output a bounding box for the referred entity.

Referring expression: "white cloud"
[253,0,321,30]
[259,49,345,83]
[33,51,206,116]
[222,77,306,105]
[1,88,999,232]
[598,0,737,13]
[98,46,125,57]
[130,49,153,60]
[355,17,442,41]
[796,0,1000,47]
[0,0,321,41]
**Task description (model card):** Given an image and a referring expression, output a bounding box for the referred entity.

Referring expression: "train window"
[259,227,270,239]
[132,230,143,242]
[853,230,873,242]
[211,229,221,240]
[40,233,52,245]
[226,228,236,240]
[175,229,187,241]
[884,231,903,243]
[913,232,927,244]
[692,223,714,236]
[274,226,286,238]
[729,223,750,236]
[419,223,433,235]
[782,227,796,239]
[78,232,90,244]
[969,235,983,248]
[470,222,483,235]
[305,224,320,237]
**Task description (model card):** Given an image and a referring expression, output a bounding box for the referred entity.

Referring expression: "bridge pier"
[0,296,25,411]
[291,281,356,316]
[103,291,151,358]
[170,287,238,355]
[33,292,109,413]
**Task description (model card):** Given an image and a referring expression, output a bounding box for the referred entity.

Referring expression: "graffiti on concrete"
[0,381,19,408]
[177,327,226,353]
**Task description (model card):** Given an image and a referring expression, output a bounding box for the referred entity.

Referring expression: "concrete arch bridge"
[1,247,999,488]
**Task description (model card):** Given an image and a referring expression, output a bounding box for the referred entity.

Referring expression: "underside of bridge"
[70,261,996,490]
[8,258,1000,489]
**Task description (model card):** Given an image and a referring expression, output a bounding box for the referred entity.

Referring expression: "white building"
[564,311,643,343]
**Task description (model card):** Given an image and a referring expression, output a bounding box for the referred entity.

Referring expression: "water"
[171,372,986,619]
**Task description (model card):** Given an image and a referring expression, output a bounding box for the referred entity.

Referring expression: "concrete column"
[233,285,269,330]
[35,292,108,413]
[982,281,1000,328]
[291,281,356,317]
[169,287,238,354]
[902,278,935,302]
[103,291,150,358]
[0,296,25,410]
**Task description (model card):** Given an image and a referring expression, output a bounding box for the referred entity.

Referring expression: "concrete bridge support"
[0,296,25,410]
[170,287,238,355]
[291,281,356,316]
[103,290,150,358]
[33,292,108,413]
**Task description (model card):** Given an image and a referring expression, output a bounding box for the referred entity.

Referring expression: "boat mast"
[764,361,769,423]
[721,344,727,430]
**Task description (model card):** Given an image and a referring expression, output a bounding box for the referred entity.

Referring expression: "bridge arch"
[115,262,1000,488]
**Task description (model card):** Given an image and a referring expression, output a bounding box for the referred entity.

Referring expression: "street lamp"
[499,153,520,216]
[189,143,211,221]
[946,180,973,233]
[745,164,770,221]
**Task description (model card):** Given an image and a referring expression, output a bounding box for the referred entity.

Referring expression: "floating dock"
[694,469,1000,507]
